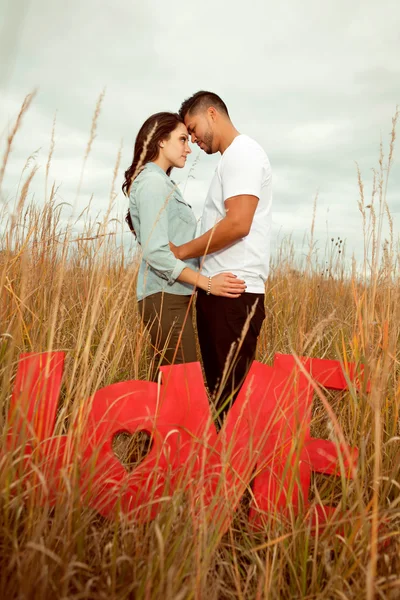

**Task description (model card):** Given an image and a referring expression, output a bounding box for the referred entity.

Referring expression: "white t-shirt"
[200,134,272,293]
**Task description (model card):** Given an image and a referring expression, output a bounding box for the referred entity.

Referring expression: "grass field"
[0,97,399,599]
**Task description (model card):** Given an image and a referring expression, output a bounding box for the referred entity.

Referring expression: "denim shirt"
[129,162,199,301]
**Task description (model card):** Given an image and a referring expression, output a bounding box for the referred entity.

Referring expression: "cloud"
[0,0,399,268]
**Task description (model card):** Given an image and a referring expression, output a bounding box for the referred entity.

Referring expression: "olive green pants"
[138,292,197,380]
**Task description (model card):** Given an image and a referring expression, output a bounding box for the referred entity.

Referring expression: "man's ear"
[208,106,217,121]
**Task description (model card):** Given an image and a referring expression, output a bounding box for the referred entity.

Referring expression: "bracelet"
[206,276,212,295]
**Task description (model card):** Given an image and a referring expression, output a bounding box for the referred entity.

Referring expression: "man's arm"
[173,194,259,260]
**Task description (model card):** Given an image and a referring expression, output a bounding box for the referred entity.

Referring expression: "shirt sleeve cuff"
[168,259,188,284]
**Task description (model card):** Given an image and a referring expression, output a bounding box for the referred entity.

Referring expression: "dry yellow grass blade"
[0,98,399,599]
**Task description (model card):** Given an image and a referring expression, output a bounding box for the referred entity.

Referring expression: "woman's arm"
[177,268,246,298]
[135,174,188,283]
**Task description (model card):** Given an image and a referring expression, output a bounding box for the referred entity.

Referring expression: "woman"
[122,112,245,378]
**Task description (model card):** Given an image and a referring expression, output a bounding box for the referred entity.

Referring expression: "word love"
[5,352,364,534]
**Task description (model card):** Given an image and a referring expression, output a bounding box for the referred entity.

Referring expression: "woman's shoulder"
[133,165,167,185]
[129,166,170,199]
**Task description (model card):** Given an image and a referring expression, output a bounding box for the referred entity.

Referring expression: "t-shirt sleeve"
[221,141,264,202]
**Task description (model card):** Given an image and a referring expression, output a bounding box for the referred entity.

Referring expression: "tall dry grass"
[0,95,399,599]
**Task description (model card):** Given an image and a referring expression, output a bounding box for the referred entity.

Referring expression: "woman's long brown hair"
[122,112,183,237]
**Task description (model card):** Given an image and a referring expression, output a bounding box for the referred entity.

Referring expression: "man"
[172,91,272,416]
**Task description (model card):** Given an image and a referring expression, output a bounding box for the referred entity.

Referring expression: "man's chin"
[199,143,214,155]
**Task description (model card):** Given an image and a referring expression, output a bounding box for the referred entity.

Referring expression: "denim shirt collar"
[143,162,176,185]
[143,162,184,199]
[144,161,168,177]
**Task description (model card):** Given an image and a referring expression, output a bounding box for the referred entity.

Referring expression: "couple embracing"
[123,91,272,418]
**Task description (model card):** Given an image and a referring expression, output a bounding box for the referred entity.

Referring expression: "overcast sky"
[1,0,399,268]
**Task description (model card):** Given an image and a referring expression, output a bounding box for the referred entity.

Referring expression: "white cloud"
[0,0,399,268]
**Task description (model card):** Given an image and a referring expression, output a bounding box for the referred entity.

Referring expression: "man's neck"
[218,123,241,154]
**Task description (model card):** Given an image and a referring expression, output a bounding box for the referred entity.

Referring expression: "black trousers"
[196,290,265,415]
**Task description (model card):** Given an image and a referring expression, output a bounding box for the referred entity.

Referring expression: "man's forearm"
[177,217,245,260]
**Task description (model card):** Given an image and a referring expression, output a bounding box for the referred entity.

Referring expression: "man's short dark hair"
[179,91,229,120]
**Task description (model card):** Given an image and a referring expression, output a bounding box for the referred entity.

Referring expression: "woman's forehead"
[175,122,189,135]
